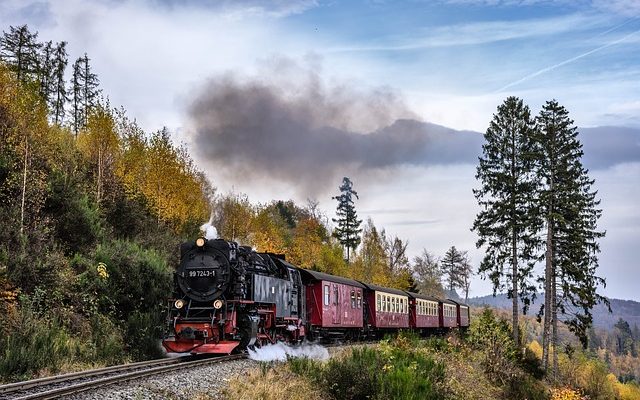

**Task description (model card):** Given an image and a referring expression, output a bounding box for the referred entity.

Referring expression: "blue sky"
[1,0,639,301]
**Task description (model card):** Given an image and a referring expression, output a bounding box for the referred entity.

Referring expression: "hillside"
[468,294,640,330]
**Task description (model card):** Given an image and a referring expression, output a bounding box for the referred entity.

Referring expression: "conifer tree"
[0,25,41,82]
[332,177,362,263]
[69,53,100,136]
[50,41,68,125]
[536,99,607,377]
[472,96,542,347]
[441,246,464,293]
[38,40,54,102]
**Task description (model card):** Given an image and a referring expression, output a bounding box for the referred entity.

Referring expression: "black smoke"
[186,60,483,194]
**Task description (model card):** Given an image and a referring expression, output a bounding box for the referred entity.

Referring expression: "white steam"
[200,214,218,240]
[248,342,329,362]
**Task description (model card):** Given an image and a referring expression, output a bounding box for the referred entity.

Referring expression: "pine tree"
[441,246,464,293]
[69,53,100,136]
[0,25,41,82]
[536,99,607,377]
[472,96,542,347]
[50,41,68,125]
[38,40,54,102]
[332,177,362,263]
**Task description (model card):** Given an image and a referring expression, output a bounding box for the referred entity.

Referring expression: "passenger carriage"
[362,283,410,332]
[448,299,470,329]
[406,292,440,331]
[440,299,458,328]
[299,269,365,340]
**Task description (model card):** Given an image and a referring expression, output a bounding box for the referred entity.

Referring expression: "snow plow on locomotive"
[162,237,470,355]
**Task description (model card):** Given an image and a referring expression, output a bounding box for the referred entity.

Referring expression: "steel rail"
[1,354,245,400]
[0,357,189,397]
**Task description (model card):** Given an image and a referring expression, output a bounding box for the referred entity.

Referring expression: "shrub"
[467,308,519,385]
[0,300,75,379]
[288,339,446,400]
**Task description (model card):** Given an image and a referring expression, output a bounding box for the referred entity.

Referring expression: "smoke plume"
[186,58,482,194]
[248,341,329,361]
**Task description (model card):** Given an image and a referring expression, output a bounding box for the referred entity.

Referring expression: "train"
[161,237,470,355]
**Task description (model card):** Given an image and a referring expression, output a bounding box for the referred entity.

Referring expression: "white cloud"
[327,13,605,52]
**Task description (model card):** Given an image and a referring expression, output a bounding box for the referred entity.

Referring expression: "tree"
[459,254,473,302]
[0,25,41,82]
[352,218,389,285]
[472,96,542,348]
[332,177,362,263]
[412,249,444,297]
[536,99,607,377]
[38,41,54,103]
[69,53,100,136]
[50,42,68,125]
[441,246,465,293]
[77,105,120,204]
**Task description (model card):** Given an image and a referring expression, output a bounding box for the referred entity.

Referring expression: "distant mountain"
[380,120,640,170]
[467,293,640,330]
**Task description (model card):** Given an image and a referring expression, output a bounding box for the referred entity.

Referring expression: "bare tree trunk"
[19,136,28,235]
[96,147,102,203]
[512,231,519,348]
[552,269,559,381]
[543,174,554,373]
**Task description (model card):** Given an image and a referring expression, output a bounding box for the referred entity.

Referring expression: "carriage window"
[334,285,339,305]
[377,294,381,311]
[393,298,397,313]
[357,291,362,309]
[385,296,389,312]
[350,290,356,308]
[323,285,330,306]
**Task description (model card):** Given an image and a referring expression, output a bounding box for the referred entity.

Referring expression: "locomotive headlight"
[174,299,185,309]
[213,299,223,309]
[196,237,206,247]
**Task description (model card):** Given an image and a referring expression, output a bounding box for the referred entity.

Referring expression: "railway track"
[0,354,246,400]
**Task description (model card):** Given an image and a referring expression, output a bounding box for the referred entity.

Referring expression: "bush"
[467,308,519,385]
[288,338,446,400]
[0,300,75,379]
[93,240,171,319]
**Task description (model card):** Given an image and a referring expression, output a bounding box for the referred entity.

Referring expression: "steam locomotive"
[162,237,470,355]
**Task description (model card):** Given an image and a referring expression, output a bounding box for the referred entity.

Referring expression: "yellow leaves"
[550,387,586,400]
[528,340,543,358]
[96,262,109,280]
[114,125,210,232]
[289,218,324,268]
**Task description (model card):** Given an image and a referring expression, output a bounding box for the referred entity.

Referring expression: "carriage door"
[332,284,341,324]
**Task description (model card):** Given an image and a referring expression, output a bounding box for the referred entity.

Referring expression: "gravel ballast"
[66,358,258,400]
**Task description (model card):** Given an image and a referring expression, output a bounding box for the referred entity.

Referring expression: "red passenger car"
[300,269,365,339]
[440,299,458,328]
[448,299,470,328]
[362,283,410,330]
[407,292,440,330]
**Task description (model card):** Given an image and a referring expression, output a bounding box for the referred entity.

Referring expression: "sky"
[1,0,639,301]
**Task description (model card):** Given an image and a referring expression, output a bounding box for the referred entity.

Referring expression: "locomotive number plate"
[188,270,215,278]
